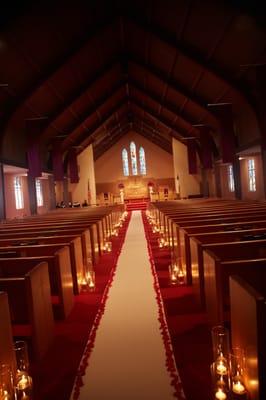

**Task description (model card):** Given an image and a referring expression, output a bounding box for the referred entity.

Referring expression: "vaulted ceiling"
[0,0,265,164]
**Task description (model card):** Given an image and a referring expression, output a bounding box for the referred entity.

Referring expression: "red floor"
[30,212,212,400]
[30,215,131,400]
[142,212,213,400]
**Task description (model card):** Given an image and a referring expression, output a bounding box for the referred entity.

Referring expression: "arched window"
[130,142,138,175]
[14,176,24,210]
[36,179,43,206]
[122,148,129,176]
[139,147,146,175]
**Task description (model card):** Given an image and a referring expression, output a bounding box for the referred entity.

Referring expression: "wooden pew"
[172,213,266,281]
[0,262,54,360]
[0,223,99,267]
[189,226,266,308]
[0,292,16,371]
[0,227,94,268]
[202,239,266,324]
[230,275,266,400]
[0,240,83,295]
[0,248,74,319]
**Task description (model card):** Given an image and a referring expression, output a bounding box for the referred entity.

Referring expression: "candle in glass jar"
[215,388,227,399]
[0,390,11,400]
[171,274,177,282]
[16,374,32,400]
[88,280,95,288]
[17,375,30,390]
[232,381,246,394]
[216,360,227,375]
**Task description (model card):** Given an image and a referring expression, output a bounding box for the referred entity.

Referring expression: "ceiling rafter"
[132,122,172,153]
[41,57,121,135]
[93,123,131,159]
[133,124,172,148]
[2,15,117,128]
[63,98,128,151]
[129,78,200,128]
[127,54,216,121]
[43,81,126,143]
[123,13,254,106]
[131,97,196,140]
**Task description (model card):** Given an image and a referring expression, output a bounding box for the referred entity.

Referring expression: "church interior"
[0,1,266,399]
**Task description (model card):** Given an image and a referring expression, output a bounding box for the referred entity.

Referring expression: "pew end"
[230,275,266,400]
[0,262,54,360]
[0,292,16,373]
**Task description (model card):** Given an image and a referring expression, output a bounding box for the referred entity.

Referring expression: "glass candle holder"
[211,326,230,362]
[14,341,29,374]
[229,348,248,397]
[169,263,179,285]
[0,364,14,400]
[86,270,95,291]
[158,237,165,248]
[15,372,33,400]
[211,363,229,400]
[177,268,185,285]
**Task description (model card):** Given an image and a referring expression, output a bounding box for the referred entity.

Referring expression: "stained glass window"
[227,165,235,192]
[14,176,24,210]
[130,142,138,175]
[248,159,256,192]
[36,179,43,206]
[122,148,129,176]
[139,147,146,175]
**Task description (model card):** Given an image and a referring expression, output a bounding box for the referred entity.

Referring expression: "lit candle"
[178,269,185,285]
[215,353,228,376]
[16,374,32,400]
[216,361,227,375]
[171,274,178,283]
[232,381,246,394]
[17,375,29,390]
[172,267,179,275]
[0,390,11,400]
[215,388,227,399]
[81,278,88,289]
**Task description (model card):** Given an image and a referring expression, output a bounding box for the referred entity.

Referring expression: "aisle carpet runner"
[142,212,213,400]
[31,213,131,400]
[71,211,184,400]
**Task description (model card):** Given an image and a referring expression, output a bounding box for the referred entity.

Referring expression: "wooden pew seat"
[0,240,83,294]
[0,292,16,372]
[230,275,266,400]
[0,262,54,360]
[0,247,74,319]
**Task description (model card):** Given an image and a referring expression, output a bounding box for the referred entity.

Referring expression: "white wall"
[172,138,201,198]
[240,154,264,200]
[69,144,96,205]
[95,131,175,183]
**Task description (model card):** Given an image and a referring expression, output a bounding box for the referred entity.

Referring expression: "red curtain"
[187,140,197,174]
[198,126,213,169]
[52,142,64,181]
[26,119,44,178]
[68,148,79,183]
[208,103,236,163]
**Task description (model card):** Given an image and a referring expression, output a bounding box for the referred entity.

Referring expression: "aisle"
[72,211,183,400]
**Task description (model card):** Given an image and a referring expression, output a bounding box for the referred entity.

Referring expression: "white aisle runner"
[74,211,178,400]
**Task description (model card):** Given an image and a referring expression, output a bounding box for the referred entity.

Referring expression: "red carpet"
[30,214,131,400]
[125,198,149,211]
[142,212,213,400]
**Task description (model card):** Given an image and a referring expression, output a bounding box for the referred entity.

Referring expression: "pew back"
[230,275,266,400]
[0,292,16,372]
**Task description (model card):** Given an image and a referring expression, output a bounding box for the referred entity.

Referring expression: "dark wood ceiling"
[0,0,265,161]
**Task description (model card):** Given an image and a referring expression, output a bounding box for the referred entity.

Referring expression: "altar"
[123,176,148,199]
